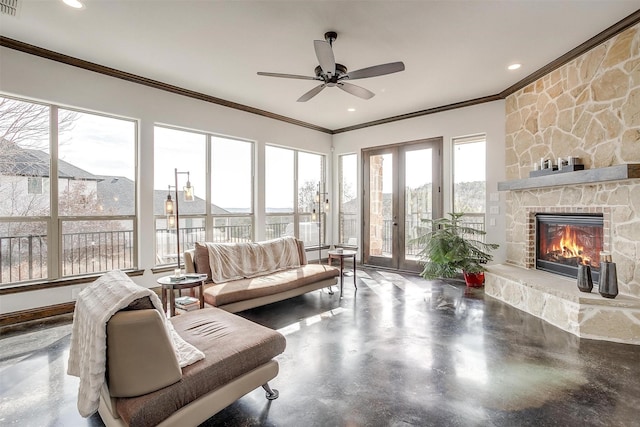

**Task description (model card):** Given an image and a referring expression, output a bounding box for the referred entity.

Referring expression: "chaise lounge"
[68,270,287,427]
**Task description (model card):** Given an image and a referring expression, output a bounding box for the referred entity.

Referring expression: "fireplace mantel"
[498,164,640,191]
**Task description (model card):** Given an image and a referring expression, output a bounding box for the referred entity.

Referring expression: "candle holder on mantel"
[598,252,618,299]
[576,261,593,293]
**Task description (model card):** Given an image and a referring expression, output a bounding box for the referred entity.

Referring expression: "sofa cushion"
[202,264,339,307]
[193,242,213,281]
[107,310,182,398]
[115,307,286,427]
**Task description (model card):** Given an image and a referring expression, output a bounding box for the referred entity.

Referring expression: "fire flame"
[549,225,584,259]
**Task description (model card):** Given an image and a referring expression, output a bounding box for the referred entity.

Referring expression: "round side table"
[157,275,206,317]
[327,250,357,298]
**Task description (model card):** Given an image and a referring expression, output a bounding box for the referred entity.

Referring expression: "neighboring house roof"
[2,143,239,216]
[153,188,231,216]
[95,174,231,216]
[342,198,358,215]
[0,143,98,181]
[96,175,135,215]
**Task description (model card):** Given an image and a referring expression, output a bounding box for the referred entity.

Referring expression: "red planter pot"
[463,271,485,288]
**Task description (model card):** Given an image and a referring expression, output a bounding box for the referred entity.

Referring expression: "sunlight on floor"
[276,307,347,336]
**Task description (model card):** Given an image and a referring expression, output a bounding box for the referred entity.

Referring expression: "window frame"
[338,153,358,247]
[153,125,256,267]
[264,144,327,248]
[0,96,139,285]
[451,134,487,234]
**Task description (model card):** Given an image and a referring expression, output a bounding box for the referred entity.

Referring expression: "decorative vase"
[463,271,485,288]
[598,261,618,299]
[576,264,593,293]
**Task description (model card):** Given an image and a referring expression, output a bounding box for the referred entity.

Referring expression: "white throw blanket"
[67,270,205,417]
[206,236,301,283]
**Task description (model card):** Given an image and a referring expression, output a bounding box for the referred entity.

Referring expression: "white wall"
[0,47,507,314]
[0,47,332,313]
[331,100,507,264]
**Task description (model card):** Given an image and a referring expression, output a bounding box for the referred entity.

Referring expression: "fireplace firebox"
[536,213,604,282]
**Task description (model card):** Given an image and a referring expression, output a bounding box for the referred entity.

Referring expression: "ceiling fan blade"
[343,61,405,80]
[257,72,319,81]
[337,82,375,100]
[297,84,326,102]
[314,40,336,75]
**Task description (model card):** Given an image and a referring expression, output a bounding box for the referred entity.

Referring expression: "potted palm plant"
[414,213,498,287]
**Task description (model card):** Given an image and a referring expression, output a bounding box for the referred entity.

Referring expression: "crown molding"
[0,36,333,135]
[2,9,639,135]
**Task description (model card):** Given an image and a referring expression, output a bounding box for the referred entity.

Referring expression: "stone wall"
[504,24,640,298]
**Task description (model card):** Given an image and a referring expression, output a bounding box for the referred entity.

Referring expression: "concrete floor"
[1,268,639,426]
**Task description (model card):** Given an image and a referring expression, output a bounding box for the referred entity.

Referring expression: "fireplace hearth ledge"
[485,264,640,345]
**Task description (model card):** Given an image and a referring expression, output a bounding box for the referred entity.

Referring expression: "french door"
[362,138,442,271]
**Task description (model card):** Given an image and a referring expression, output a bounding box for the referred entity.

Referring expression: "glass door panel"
[363,138,442,271]
[403,148,433,265]
[367,152,394,267]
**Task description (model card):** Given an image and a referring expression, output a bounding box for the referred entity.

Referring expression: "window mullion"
[49,106,60,280]
[205,134,213,242]
[293,151,299,239]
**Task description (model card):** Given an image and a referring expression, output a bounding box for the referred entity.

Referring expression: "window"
[297,151,323,248]
[265,146,294,241]
[58,109,137,277]
[211,136,253,244]
[265,145,326,248]
[452,135,486,235]
[154,127,206,265]
[27,177,43,194]
[339,154,357,246]
[153,127,255,266]
[0,96,137,284]
[1,97,51,283]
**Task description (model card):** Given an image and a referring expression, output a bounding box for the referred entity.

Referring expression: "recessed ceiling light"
[347,108,356,112]
[508,63,522,71]
[62,0,84,9]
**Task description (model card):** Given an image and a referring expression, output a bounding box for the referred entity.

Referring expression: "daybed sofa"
[99,306,286,427]
[184,237,340,312]
[68,270,286,427]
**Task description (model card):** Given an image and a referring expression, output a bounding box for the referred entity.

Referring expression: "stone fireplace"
[485,24,640,344]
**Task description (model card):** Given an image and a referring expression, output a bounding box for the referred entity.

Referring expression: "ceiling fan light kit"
[258,31,405,102]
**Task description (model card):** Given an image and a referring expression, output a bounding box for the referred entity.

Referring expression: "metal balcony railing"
[1,230,135,284]
[0,234,48,283]
[1,216,486,283]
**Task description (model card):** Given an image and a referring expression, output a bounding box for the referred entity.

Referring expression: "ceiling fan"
[257,31,405,102]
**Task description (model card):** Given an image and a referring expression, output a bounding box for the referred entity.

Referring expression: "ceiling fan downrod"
[324,31,337,46]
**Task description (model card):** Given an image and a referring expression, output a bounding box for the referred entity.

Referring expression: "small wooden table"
[157,275,206,317]
[327,250,357,298]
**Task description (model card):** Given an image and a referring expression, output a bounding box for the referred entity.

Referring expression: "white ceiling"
[1,1,638,131]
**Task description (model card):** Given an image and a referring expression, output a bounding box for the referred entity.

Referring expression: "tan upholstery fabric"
[106,310,182,398]
[193,242,212,281]
[218,277,338,313]
[115,308,286,427]
[203,264,339,307]
[296,239,307,265]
